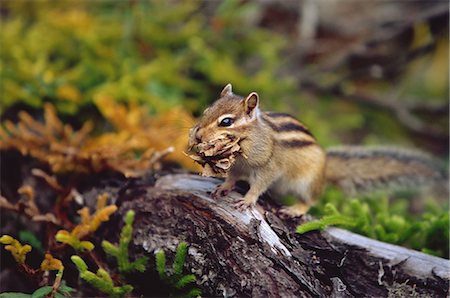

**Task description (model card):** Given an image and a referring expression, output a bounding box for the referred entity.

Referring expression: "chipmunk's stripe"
[277,122,314,137]
[279,139,315,148]
[262,113,314,138]
[266,112,296,119]
[261,114,279,130]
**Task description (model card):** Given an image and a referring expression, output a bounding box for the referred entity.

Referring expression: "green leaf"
[102,240,119,257]
[97,268,113,285]
[421,248,440,257]
[129,256,148,272]
[112,284,134,297]
[58,282,75,295]
[296,214,355,234]
[101,209,147,274]
[175,274,196,289]
[296,220,324,234]
[80,271,98,284]
[125,210,135,226]
[31,286,52,298]
[323,203,339,215]
[0,293,31,298]
[19,231,44,254]
[173,242,188,275]
[54,293,65,298]
[79,240,95,251]
[186,288,202,297]
[71,255,87,272]
[155,250,167,280]
[374,224,387,240]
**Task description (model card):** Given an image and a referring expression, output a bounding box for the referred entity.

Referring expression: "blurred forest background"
[0,0,448,295]
[1,0,448,154]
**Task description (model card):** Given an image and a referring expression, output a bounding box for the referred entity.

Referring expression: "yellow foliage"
[0,103,93,173]
[89,205,117,233]
[0,235,32,264]
[94,96,201,171]
[55,193,117,251]
[56,84,82,103]
[55,230,95,252]
[97,193,109,210]
[46,7,93,34]
[0,102,200,176]
[41,253,64,271]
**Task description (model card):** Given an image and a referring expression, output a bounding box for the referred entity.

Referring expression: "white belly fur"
[270,175,313,203]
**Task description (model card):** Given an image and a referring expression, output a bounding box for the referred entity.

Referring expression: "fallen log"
[116,173,449,297]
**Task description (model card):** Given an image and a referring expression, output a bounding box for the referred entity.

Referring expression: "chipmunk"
[189,84,447,215]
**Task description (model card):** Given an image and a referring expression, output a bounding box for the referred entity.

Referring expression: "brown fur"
[190,85,446,216]
[325,146,447,195]
[190,85,326,215]
[196,94,243,129]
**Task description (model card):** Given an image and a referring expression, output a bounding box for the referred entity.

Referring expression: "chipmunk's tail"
[324,146,448,196]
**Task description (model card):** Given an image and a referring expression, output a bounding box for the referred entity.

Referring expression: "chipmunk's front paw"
[234,197,257,211]
[212,183,233,199]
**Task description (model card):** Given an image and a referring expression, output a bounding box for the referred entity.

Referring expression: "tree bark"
[117,173,449,297]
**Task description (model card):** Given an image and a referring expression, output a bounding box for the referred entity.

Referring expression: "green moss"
[299,188,449,258]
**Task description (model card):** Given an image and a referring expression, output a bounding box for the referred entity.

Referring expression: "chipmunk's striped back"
[261,112,317,149]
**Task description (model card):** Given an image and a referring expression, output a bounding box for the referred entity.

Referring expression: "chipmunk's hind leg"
[279,201,312,217]
[272,173,321,217]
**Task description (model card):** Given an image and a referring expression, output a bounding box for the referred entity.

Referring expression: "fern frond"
[155,250,167,280]
[186,288,202,298]
[71,255,133,297]
[102,210,148,273]
[175,274,196,289]
[296,215,356,234]
[173,241,188,276]
[128,256,148,273]
[101,240,119,256]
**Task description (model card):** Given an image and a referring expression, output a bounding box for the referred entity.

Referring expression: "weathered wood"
[118,173,449,297]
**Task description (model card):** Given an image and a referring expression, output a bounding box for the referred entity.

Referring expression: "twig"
[32,168,65,193]
[0,195,60,225]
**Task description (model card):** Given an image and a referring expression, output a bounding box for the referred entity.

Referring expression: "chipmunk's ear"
[220,83,233,97]
[243,92,259,117]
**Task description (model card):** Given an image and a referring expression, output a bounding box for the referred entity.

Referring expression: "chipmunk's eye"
[219,117,234,127]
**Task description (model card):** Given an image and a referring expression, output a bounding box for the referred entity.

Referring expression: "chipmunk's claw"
[234,198,255,211]
[212,184,232,199]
